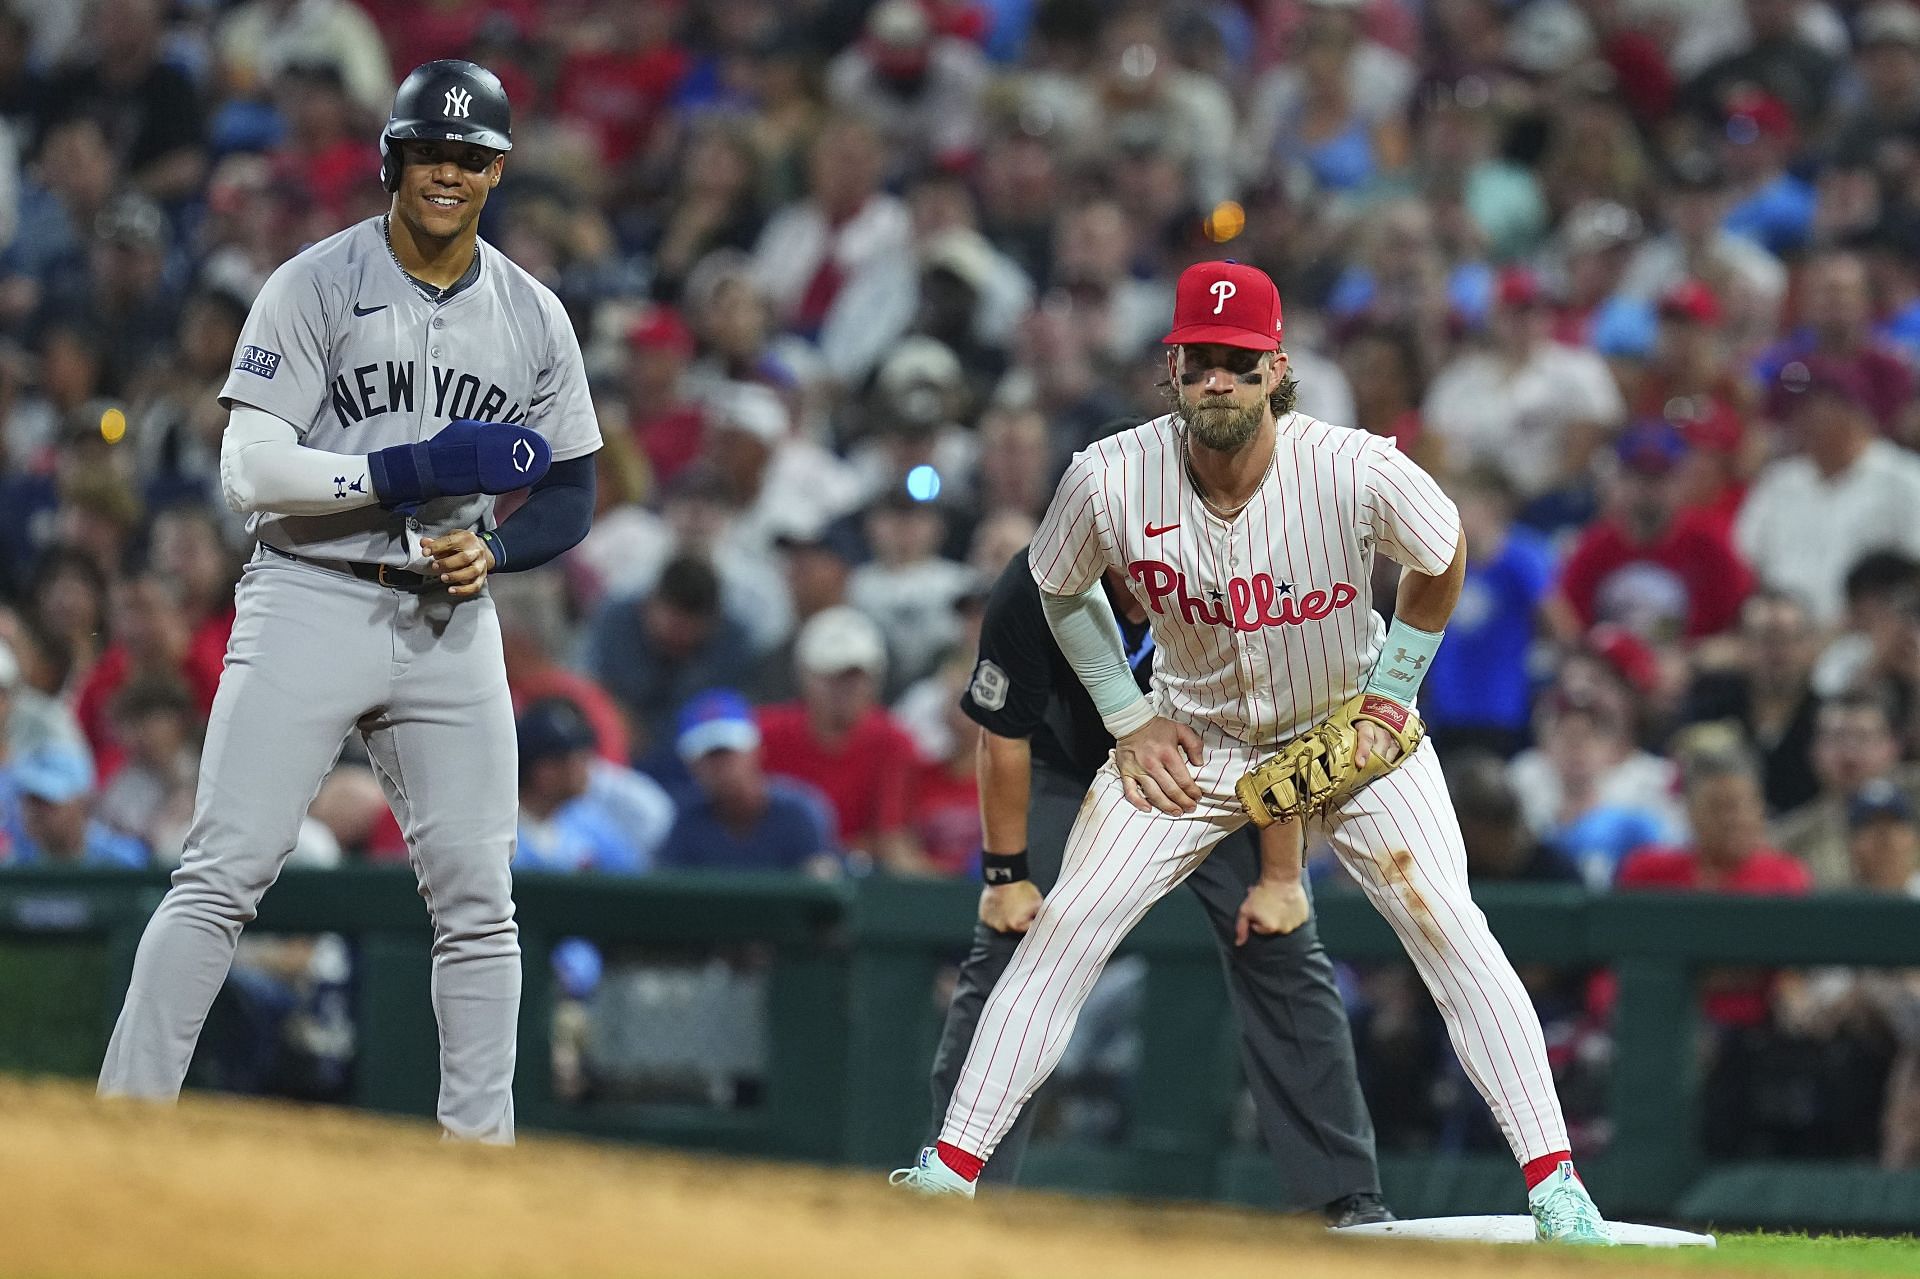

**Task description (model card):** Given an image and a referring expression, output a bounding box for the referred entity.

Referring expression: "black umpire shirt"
[959,548,1154,785]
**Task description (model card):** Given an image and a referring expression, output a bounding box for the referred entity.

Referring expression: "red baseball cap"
[1162,260,1284,351]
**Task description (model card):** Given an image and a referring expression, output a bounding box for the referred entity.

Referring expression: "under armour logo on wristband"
[1394,648,1428,671]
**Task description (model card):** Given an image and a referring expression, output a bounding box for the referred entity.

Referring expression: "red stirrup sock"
[1523,1151,1575,1191]
[936,1141,985,1182]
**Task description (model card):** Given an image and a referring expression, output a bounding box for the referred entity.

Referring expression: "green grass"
[1645,1232,1920,1275]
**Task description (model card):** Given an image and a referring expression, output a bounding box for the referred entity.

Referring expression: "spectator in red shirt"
[1616,748,1814,1029]
[1557,418,1754,643]
[268,62,377,227]
[623,305,706,488]
[147,505,237,687]
[554,1,689,167]
[74,574,223,780]
[1759,251,1917,439]
[904,663,982,878]
[755,605,923,873]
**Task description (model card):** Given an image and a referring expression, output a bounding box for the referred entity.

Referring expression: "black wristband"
[982,850,1030,886]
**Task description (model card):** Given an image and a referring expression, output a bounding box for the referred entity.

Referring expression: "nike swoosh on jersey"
[353,302,388,317]
[1145,522,1180,537]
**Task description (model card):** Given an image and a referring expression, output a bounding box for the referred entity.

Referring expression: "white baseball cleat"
[889,1147,977,1199]
[1528,1161,1612,1244]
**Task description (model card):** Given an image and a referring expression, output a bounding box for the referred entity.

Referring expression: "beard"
[1175,395,1266,451]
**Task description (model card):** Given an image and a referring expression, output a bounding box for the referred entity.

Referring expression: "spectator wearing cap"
[1549,200,1644,348]
[623,304,706,488]
[1736,354,1920,623]
[1,743,145,867]
[749,522,862,705]
[35,0,206,202]
[1757,251,1917,438]
[1420,466,1559,759]
[849,483,976,693]
[586,554,755,760]
[1451,752,1581,885]
[658,690,839,876]
[1618,153,1786,341]
[826,0,989,169]
[756,606,924,872]
[1557,418,1754,643]
[514,697,674,875]
[1680,0,1839,132]
[1773,691,1920,888]
[1717,88,1815,256]
[1422,264,1627,511]
[704,381,863,555]
[751,114,911,340]
[1846,779,1920,895]
[845,337,983,511]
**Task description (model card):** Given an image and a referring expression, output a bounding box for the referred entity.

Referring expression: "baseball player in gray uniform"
[97,61,602,1143]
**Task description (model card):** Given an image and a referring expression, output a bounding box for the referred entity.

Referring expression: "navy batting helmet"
[380,59,513,192]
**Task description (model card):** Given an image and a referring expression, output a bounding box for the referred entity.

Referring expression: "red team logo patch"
[1128,558,1359,632]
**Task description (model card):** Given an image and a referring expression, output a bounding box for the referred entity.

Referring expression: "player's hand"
[1235,879,1311,945]
[1115,716,1206,815]
[421,530,495,598]
[1353,719,1405,770]
[979,880,1044,933]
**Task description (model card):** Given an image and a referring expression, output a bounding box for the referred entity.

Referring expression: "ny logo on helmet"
[444,86,472,119]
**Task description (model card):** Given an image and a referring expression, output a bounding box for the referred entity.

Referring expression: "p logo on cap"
[1164,260,1284,351]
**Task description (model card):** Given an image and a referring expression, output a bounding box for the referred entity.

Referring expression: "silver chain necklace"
[382,214,476,303]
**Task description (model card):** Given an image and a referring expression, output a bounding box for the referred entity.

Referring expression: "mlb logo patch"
[236,345,281,379]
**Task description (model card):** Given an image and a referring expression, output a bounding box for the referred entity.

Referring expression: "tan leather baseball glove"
[1236,694,1425,827]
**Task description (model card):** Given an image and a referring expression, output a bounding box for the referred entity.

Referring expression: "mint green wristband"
[1367,618,1443,708]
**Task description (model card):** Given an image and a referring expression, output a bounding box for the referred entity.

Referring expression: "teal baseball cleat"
[1528,1161,1612,1244]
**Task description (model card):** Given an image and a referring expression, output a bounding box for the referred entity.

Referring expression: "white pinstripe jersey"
[1030,412,1461,747]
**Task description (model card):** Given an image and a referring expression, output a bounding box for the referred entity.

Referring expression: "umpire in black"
[922,546,1392,1224]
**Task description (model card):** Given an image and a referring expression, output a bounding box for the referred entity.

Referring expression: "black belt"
[262,543,435,591]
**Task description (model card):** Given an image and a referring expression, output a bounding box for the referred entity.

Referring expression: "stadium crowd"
[6,0,1920,1165]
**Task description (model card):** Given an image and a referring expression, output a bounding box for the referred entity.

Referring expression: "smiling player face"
[393,139,503,243]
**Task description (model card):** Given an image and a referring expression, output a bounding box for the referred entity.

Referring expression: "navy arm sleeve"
[483,454,596,572]
[959,548,1059,740]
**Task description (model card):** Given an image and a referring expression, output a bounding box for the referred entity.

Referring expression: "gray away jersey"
[219,216,602,565]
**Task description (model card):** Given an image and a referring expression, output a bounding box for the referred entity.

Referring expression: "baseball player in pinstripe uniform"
[894,261,1610,1244]
[913,543,1390,1223]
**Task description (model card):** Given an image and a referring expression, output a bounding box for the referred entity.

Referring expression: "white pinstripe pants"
[939,731,1569,1166]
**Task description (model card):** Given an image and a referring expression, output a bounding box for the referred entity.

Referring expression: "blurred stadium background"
[7,0,1920,1250]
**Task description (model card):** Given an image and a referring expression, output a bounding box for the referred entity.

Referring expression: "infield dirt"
[0,1077,1753,1278]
